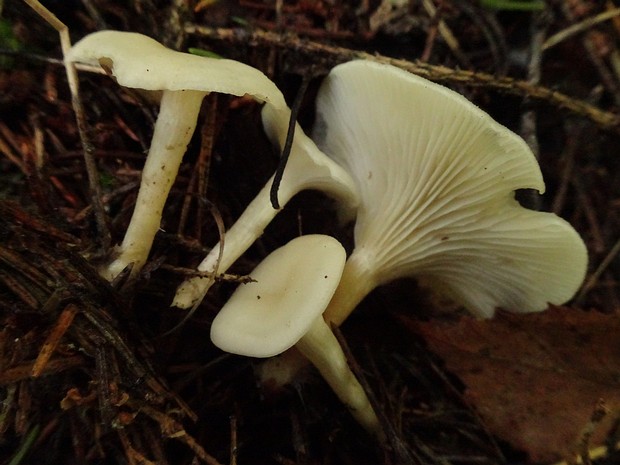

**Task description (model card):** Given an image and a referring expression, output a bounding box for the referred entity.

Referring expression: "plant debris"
[405,306,620,462]
[2,0,620,464]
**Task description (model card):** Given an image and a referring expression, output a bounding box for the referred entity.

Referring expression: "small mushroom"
[310,60,588,325]
[67,30,293,281]
[172,98,359,309]
[210,234,380,434]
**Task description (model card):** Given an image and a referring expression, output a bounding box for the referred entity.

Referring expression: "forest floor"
[2,1,620,464]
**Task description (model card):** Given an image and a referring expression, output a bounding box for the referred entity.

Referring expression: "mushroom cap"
[313,60,587,317]
[66,30,287,107]
[210,235,346,357]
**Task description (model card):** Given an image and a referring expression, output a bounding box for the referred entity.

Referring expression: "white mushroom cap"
[210,235,346,357]
[66,30,287,106]
[211,234,381,434]
[67,30,292,281]
[313,60,588,320]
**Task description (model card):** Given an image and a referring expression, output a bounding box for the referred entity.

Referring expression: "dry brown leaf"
[404,306,620,462]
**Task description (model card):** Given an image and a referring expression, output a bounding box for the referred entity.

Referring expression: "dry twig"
[23,0,111,250]
[185,25,620,133]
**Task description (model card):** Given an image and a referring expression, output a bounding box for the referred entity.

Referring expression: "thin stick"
[178,96,217,238]
[269,73,312,209]
[195,96,218,241]
[164,201,227,334]
[160,264,255,284]
[520,11,548,159]
[544,7,620,51]
[185,25,620,133]
[32,304,80,377]
[558,2,620,107]
[129,402,224,465]
[575,236,620,304]
[421,0,470,67]
[551,125,580,215]
[7,424,41,465]
[23,0,111,251]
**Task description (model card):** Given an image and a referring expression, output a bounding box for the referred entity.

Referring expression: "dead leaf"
[404,306,620,462]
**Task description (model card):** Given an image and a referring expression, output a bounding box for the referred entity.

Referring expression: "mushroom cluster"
[177,59,587,323]
[188,59,587,432]
[71,30,588,435]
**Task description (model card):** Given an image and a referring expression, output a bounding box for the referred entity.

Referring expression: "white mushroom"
[310,60,588,325]
[210,235,380,434]
[172,97,359,309]
[67,30,294,281]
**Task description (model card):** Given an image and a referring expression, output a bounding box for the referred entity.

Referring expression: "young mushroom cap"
[211,235,380,434]
[67,30,290,280]
[211,234,344,357]
[311,60,588,324]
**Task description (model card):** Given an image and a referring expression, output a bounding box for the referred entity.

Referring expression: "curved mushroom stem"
[172,170,287,309]
[101,89,207,281]
[172,117,359,309]
[296,316,381,436]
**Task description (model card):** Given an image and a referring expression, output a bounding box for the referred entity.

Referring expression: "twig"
[185,25,620,133]
[270,72,312,209]
[420,0,441,63]
[0,124,25,171]
[178,95,218,240]
[130,402,224,465]
[479,0,544,10]
[80,0,108,30]
[78,307,197,422]
[196,96,218,240]
[457,2,508,74]
[117,428,157,465]
[518,10,549,210]
[575,236,620,305]
[23,0,111,251]
[32,304,80,377]
[544,7,620,51]
[7,424,41,465]
[572,176,606,254]
[521,10,550,160]
[421,0,470,67]
[0,269,40,309]
[0,356,84,384]
[94,342,119,428]
[551,125,580,215]
[166,201,227,333]
[559,2,620,107]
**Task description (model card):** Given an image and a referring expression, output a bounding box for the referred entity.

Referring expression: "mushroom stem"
[101,89,207,281]
[322,249,378,327]
[172,172,287,309]
[172,116,359,309]
[296,316,381,435]
[259,251,377,391]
